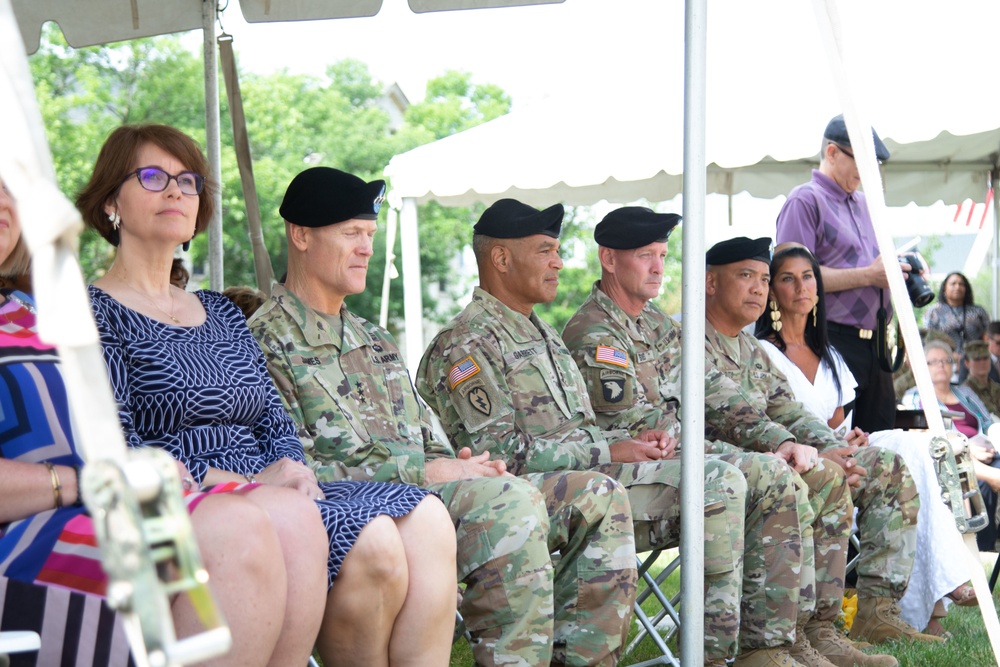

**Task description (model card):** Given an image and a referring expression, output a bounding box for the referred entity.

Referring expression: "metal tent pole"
[203,0,223,290]
[680,0,708,664]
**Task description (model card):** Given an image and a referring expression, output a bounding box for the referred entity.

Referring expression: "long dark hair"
[754,245,842,401]
[937,271,974,306]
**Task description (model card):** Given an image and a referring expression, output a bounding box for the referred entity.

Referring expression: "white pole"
[680,0,707,663]
[203,0,223,290]
[400,197,424,373]
[380,206,399,329]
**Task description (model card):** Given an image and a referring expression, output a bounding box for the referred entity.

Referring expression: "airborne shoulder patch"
[448,356,481,390]
[595,345,629,368]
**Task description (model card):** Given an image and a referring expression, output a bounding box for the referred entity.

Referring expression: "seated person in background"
[223,284,265,320]
[0,173,321,666]
[987,321,1000,382]
[169,256,189,290]
[961,340,1000,416]
[901,340,1000,554]
[250,167,640,667]
[756,242,974,637]
[76,124,457,666]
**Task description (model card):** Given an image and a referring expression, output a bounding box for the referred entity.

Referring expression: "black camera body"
[899,252,934,307]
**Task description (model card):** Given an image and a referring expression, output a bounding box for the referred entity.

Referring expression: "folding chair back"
[623,550,681,667]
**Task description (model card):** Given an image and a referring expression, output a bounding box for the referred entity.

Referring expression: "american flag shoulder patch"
[448,356,481,389]
[595,345,629,368]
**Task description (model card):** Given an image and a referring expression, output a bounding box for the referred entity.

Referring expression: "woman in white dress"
[754,243,973,636]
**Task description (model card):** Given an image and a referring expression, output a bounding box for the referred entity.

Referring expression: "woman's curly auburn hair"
[75,124,216,246]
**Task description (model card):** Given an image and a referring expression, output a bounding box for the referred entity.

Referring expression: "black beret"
[280,167,386,227]
[824,114,891,162]
[474,198,563,239]
[594,207,681,249]
[706,236,772,266]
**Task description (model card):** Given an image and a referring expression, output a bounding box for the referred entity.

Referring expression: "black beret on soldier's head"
[594,207,681,249]
[824,114,891,162]
[473,198,564,239]
[706,236,773,266]
[280,167,386,228]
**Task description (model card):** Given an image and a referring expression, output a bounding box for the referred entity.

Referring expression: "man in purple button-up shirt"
[775,114,902,432]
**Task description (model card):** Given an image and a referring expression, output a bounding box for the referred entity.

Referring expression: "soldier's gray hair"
[472,233,497,261]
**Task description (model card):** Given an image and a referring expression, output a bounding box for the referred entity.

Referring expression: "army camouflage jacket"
[703,319,840,452]
[416,287,630,476]
[562,283,739,455]
[249,284,455,486]
[962,375,1000,417]
[561,283,680,435]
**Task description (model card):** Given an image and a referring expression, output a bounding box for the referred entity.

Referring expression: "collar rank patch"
[595,345,629,368]
[468,386,492,415]
[448,356,481,390]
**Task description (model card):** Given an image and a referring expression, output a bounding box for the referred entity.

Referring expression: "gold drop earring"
[769,299,782,332]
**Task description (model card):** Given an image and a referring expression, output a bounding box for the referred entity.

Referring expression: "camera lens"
[901,253,935,307]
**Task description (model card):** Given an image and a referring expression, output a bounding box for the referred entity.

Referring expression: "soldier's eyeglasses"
[123,167,204,196]
[927,359,951,367]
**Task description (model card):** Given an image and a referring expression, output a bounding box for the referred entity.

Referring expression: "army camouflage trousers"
[593,458,749,659]
[794,459,854,623]
[432,470,637,667]
[715,452,805,651]
[849,445,919,599]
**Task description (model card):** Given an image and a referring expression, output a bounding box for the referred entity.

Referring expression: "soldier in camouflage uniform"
[249,167,638,667]
[562,207,896,667]
[415,198,753,666]
[702,237,939,648]
[961,340,1000,415]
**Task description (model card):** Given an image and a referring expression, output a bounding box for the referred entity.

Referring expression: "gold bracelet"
[44,462,63,509]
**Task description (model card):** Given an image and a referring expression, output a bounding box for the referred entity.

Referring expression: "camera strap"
[875,288,905,373]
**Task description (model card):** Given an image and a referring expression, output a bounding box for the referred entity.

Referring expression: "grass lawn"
[446,550,1000,666]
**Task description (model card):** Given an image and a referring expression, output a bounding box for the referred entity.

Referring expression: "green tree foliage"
[28,29,511,331]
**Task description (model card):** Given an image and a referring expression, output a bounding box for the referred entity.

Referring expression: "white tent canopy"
[385,91,1000,209]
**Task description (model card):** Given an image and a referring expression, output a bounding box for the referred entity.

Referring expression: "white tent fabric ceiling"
[12,0,563,52]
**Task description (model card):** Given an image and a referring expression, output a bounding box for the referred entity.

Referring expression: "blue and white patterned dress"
[89,286,431,586]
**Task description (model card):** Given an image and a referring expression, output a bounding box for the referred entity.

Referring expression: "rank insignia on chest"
[595,345,629,368]
[602,377,626,403]
[468,386,492,415]
[448,356,481,389]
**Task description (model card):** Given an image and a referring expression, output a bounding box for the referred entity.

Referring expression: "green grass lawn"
[447,550,1000,666]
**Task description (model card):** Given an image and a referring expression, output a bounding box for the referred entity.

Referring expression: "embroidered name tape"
[595,345,629,368]
[448,356,481,389]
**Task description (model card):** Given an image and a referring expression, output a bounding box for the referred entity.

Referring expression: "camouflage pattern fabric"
[249,284,637,667]
[963,375,1000,416]
[416,287,747,659]
[562,284,807,650]
[702,319,918,602]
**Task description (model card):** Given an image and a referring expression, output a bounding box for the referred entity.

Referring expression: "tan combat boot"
[804,618,899,667]
[849,597,946,645]
[733,647,807,667]
[788,616,837,667]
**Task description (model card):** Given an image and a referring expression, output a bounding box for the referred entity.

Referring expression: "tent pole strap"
[219,34,274,295]
[203,0,223,290]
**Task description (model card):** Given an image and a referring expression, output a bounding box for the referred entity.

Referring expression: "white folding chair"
[624,550,681,667]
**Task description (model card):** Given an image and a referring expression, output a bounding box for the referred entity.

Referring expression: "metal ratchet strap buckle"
[83,448,232,667]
